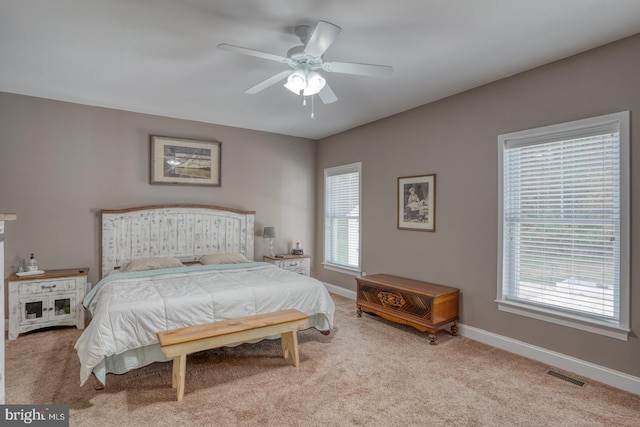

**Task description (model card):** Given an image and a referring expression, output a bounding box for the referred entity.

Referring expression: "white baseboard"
[459,324,640,395]
[324,282,357,300]
[324,282,640,396]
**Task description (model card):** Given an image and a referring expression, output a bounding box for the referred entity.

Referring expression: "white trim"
[497,111,630,335]
[497,300,630,341]
[323,162,362,272]
[459,323,640,396]
[324,282,640,396]
[322,263,361,276]
[324,282,357,300]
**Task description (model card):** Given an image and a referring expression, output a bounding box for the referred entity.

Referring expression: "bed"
[74,204,335,386]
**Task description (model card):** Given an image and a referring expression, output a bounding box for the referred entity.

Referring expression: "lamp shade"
[263,226,278,239]
[284,71,306,94]
[284,69,327,96]
[303,72,326,96]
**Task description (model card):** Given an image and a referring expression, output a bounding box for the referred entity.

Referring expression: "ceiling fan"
[217,20,392,105]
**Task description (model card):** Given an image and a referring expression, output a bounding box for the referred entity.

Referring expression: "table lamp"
[263,226,278,257]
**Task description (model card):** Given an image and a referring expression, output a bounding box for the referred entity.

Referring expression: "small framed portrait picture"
[398,174,436,231]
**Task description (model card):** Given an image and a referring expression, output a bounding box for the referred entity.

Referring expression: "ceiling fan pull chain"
[311,95,315,119]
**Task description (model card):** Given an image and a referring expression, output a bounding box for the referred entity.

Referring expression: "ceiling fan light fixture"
[303,72,326,96]
[284,70,327,96]
[284,70,307,94]
[220,20,392,106]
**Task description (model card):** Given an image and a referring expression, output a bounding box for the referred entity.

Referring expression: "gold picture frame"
[397,174,436,231]
[150,135,221,186]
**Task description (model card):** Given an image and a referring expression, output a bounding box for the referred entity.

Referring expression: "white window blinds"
[324,162,361,271]
[498,112,629,338]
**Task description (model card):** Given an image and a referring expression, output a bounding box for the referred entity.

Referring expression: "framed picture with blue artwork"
[150,135,221,186]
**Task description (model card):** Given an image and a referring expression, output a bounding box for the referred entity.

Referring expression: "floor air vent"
[546,369,587,387]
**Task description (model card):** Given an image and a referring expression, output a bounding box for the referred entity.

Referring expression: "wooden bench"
[156,309,310,401]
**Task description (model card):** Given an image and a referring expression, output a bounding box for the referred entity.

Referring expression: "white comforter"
[74,262,335,385]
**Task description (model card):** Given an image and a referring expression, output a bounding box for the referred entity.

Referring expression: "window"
[324,162,361,273]
[497,112,629,340]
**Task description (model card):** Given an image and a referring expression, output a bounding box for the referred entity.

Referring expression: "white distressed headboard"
[100,204,255,278]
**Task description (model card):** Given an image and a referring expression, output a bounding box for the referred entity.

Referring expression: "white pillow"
[199,253,249,265]
[120,257,185,272]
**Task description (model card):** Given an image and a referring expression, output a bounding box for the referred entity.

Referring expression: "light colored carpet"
[5,294,640,426]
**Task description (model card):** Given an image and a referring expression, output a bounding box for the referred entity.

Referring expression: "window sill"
[496,300,630,341]
[322,263,361,277]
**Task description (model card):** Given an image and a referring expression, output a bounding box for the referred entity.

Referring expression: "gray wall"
[315,34,640,377]
[0,93,317,287]
[1,33,638,380]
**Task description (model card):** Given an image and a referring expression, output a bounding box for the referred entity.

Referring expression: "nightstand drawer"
[282,260,303,269]
[263,255,311,276]
[19,279,76,295]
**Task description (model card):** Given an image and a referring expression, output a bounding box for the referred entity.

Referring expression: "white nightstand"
[263,255,311,276]
[5,268,88,340]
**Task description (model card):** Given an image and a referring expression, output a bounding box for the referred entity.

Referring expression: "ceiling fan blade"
[304,21,342,58]
[217,43,288,63]
[245,70,293,94]
[317,83,338,104]
[323,61,393,77]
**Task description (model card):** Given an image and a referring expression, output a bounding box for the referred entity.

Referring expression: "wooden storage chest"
[356,274,459,344]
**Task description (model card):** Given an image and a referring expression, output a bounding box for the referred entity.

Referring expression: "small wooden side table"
[5,267,89,340]
[263,254,311,276]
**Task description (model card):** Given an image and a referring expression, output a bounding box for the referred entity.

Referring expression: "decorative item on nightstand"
[28,253,38,271]
[291,241,303,255]
[263,226,278,257]
[16,253,45,277]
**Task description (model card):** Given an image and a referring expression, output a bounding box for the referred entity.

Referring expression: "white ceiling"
[2,1,640,140]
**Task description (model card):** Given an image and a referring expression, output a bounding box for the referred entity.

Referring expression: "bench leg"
[280,330,300,367]
[172,354,187,401]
